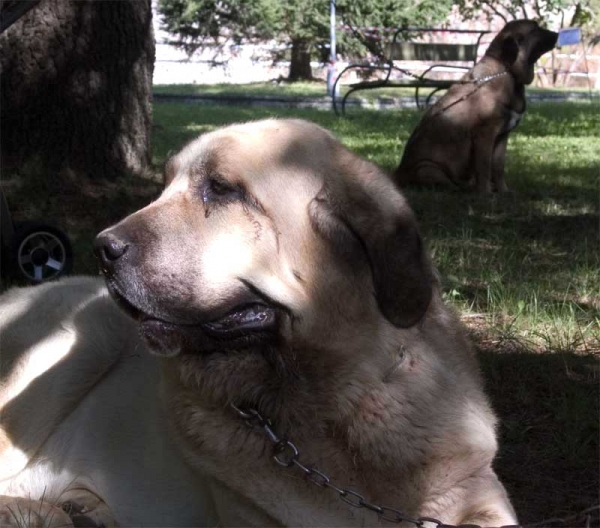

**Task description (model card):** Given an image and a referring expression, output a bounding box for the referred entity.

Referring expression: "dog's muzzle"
[94,228,282,356]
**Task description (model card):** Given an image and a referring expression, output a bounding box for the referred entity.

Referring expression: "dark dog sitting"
[394,20,557,192]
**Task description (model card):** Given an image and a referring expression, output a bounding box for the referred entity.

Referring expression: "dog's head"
[94,119,434,410]
[485,19,557,85]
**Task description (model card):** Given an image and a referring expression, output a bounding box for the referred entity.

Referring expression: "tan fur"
[394,20,557,192]
[1,119,516,526]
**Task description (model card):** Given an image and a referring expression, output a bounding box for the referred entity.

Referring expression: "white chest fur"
[504,110,524,133]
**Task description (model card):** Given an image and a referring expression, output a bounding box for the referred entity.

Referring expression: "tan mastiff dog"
[394,20,557,192]
[0,119,517,526]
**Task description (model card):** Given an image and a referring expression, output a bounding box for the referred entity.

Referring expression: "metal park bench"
[332,27,491,115]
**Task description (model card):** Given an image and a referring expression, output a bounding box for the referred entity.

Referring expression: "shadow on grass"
[517,102,599,138]
[479,349,599,524]
[507,159,599,198]
[406,191,598,278]
[415,201,598,345]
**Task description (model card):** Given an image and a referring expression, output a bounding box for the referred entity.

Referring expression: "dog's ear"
[501,36,519,65]
[487,35,519,65]
[309,157,433,327]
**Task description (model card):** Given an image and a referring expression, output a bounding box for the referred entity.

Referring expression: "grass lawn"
[3,98,598,524]
[154,80,598,101]
[153,80,330,98]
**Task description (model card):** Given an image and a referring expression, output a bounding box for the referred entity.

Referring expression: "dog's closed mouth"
[137,304,278,357]
[106,279,278,346]
[202,304,277,338]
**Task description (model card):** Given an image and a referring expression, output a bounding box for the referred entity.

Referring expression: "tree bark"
[0,0,155,180]
[288,38,313,81]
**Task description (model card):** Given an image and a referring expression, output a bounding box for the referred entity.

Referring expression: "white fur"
[0,277,217,525]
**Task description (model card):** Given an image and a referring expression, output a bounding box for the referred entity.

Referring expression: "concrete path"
[153,91,596,111]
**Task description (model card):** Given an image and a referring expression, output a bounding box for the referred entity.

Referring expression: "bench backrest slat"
[386,42,478,62]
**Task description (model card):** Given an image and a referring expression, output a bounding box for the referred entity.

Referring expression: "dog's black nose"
[94,231,129,269]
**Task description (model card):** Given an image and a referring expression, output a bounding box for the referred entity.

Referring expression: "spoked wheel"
[12,222,73,283]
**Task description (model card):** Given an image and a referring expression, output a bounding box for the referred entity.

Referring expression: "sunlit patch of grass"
[154,81,330,98]
[154,81,599,104]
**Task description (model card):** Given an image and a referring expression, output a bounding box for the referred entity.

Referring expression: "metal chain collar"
[230,404,599,528]
[391,64,508,87]
[425,71,509,119]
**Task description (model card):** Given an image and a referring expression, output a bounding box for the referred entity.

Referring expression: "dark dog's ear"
[309,158,433,327]
[486,35,519,66]
[501,36,519,64]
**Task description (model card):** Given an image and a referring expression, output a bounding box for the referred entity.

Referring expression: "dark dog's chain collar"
[472,70,510,85]
[230,404,599,528]
[384,62,509,87]
[230,404,519,528]
[426,70,509,119]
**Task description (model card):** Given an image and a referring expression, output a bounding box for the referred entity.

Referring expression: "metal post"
[326,0,339,97]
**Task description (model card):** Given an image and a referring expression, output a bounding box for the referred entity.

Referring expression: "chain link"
[230,404,598,528]
[390,66,507,87]
[423,71,509,120]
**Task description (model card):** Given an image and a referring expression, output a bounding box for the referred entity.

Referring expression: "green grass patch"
[154,81,599,102]
[153,81,330,98]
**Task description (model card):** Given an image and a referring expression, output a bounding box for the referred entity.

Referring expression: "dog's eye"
[209,178,232,196]
[202,177,241,204]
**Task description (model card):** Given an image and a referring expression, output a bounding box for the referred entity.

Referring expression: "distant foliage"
[455,0,600,33]
[336,0,454,61]
[157,0,453,79]
[157,0,279,53]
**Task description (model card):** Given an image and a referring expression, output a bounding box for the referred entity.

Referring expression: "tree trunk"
[0,0,155,180]
[288,38,312,81]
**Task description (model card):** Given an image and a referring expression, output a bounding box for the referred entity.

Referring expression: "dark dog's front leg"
[473,131,497,193]
[492,134,509,192]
